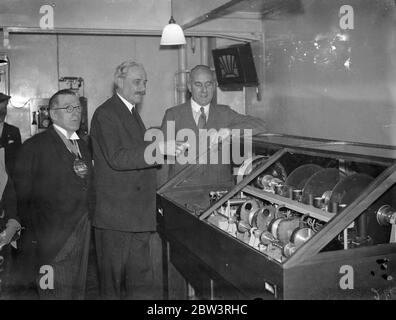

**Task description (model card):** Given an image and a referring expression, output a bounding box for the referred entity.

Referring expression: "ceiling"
[221,0,303,16]
[182,0,304,30]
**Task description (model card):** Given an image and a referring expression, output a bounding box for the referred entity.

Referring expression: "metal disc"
[302,168,344,204]
[286,164,323,190]
[329,173,374,206]
[255,205,276,231]
[236,156,288,184]
[364,184,395,244]
[235,155,267,183]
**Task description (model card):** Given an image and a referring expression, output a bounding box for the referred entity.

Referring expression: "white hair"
[114,60,144,83]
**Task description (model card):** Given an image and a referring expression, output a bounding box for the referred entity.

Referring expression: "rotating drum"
[329,173,374,207]
[286,164,323,191]
[237,199,261,232]
[235,155,268,184]
[302,168,344,205]
[254,205,276,231]
[236,156,287,184]
[329,173,374,239]
[269,218,300,244]
[290,227,315,247]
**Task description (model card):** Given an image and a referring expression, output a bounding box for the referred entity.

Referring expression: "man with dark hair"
[13,89,93,299]
[90,60,162,300]
[0,93,21,177]
[160,64,267,181]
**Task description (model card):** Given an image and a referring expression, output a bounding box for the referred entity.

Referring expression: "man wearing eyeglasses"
[13,89,93,299]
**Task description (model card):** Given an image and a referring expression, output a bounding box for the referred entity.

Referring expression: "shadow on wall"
[386,8,396,145]
[262,0,396,145]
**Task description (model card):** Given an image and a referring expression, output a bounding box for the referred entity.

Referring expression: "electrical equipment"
[157,134,396,300]
[30,98,50,136]
[212,43,258,91]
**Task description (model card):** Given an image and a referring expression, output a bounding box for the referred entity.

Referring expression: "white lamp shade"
[160,22,186,45]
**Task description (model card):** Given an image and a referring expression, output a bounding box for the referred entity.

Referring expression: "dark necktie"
[132,107,146,132]
[197,106,207,129]
[69,139,80,158]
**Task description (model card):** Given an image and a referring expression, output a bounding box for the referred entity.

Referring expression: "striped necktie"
[69,139,80,158]
[197,106,207,129]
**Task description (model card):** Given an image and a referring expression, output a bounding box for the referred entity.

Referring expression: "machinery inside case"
[203,147,395,264]
[158,135,396,299]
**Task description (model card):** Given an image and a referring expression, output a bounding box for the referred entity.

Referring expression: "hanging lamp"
[160,0,186,45]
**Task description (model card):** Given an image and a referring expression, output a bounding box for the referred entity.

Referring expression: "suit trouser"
[37,215,91,300]
[95,228,161,300]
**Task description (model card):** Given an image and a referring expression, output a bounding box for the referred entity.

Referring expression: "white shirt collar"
[117,92,135,112]
[191,99,209,114]
[53,124,79,140]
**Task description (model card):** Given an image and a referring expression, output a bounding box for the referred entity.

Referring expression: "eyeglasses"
[52,105,82,113]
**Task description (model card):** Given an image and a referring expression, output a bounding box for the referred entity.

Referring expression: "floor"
[1,232,100,300]
[1,230,163,300]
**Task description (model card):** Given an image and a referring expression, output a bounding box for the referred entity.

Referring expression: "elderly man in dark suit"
[0,93,22,178]
[160,64,267,181]
[90,61,162,300]
[13,89,93,300]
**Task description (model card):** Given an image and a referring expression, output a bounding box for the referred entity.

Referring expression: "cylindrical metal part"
[288,186,294,199]
[291,227,314,247]
[322,190,333,208]
[255,174,273,189]
[283,243,297,258]
[329,201,339,214]
[313,196,323,209]
[292,189,303,202]
[238,199,260,228]
[307,194,314,206]
[260,231,275,245]
[357,213,367,238]
[270,218,300,244]
[256,205,275,231]
[376,205,396,226]
[227,198,249,206]
[338,203,347,212]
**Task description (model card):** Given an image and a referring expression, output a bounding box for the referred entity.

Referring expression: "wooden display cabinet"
[157,134,396,300]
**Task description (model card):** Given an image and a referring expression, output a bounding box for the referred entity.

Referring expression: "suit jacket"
[13,126,93,265]
[90,94,157,232]
[160,100,267,181]
[0,122,22,177]
[0,177,19,232]
[161,100,266,136]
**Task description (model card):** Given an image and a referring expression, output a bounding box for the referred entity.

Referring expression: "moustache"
[135,91,146,96]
